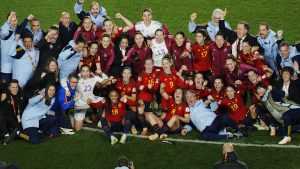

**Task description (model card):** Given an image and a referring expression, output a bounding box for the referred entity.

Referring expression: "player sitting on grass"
[87,88,138,145]
[148,88,190,140]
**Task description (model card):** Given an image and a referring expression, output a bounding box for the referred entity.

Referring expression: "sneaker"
[119,134,127,144]
[131,126,138,135]
[60,127,75,135]
[253,124,269,130]
[270,127,276,136]
[159,134,168,140]
[3,135,11,145]
[110,135,118,145]
[84,117,93,124]
[226,132,234,139]
[149,133,159,141]
[278,136,291,145]
[141,129,148,136]
[97,120,102,128]
[233,132,243,139]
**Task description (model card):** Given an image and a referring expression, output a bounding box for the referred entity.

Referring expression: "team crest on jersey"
[118,103,122,108]
[178,106,182,111]
[127,87,131,92]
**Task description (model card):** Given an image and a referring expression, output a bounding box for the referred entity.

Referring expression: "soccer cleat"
[278,136,291,145]
[60,127,75,135]
[84,117,93,124]
[233,132,243,139]
[131,126,138,135]
[226,132,234,139]
[110,135,118,145]
[270,127,276,136]
[181,128,188,136]
[141,129,148,136]
[119,134,127,144]
[253,124,269,131]
[97,120,102,128]
[148,133,159,141]
[159,134,168,140]
[3,135,11,145]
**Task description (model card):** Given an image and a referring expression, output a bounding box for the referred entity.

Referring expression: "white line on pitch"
[82,127,300,149]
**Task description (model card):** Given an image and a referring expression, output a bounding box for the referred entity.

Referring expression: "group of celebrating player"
[1,0,300,146]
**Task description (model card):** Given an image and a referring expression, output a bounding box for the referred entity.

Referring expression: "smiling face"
[248,71,258,84]
[89,43,98,55]
[185,91,196,106]
[194,73,204,85]
[81,66,91,79]
[155,30,164,43]
[214,79,224,91]
[101,36,111,49]
[48,61,58,73]
[9,82,19,96]
[282,70,291,82]
[226,86,235,99]
[119,38,129,50]
[237,23,248,39]
[90,3,100,17]
[195,32,205,45]
[174,89,183,102]
[10,16,18,29]
[109,90,119,104]
[83,18,93,31]
[242,41,251,54]
[215,35,225,48]
[142,11,152,25]
[259,24,269,39]
[69,77,78,90]
[23,37,33,50]
[175,33,184,47]
[48,29,59,43]
[226,59,236,72]
[47,86,56,98]
[60,12,71,27]
[144,59,154,73]
[134,33,144,47]
[122,69,132,83]
[280,45,290,59]
[75,42,86,53]
[256,87,266,97]
[103,20,114,33]
[30,20,40,33]
[162,58,171,73]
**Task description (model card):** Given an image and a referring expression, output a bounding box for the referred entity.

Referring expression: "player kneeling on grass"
[87,88,138,145]
[70,64,112,131]
[148,88,190,141]
[21,84,59,144]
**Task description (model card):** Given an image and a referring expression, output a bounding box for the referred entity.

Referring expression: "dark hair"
[226,55,237,62]
[44,84,56,106]
[103,18,113,25]
[226,84,237,91]
[48,26,59,34]
[80,64,91,71]
[87,41,98,48]
[68,72,79,81]
[100,33,111,40]
[23,33,33,41]
[29,18,39,25]
[281,66,294,76]
[279,41,289,49]
[195,29,211,45]
[214,76,226,85]
[117,156,129,167]
[107,87,121,115]
[259,21,270,30]
[75,34,86,44]
[255,82,267,91]
[10,79,19,85]
[122,66,132,73]
[155,29,165,36]
[215,31,225,39]
[175,31,185,37]
[162,55,172,62]
[238,21,250,31]
[141,8,152,15]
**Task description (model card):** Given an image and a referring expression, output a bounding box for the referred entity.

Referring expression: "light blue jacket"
[22,95,55,129]
[74,1,107,26]
[58,40,82,80]
[9,40,39,88]
[188,20,231,40]
[189,100,218,132]
[0,21,16,74]
[257,30,279,74]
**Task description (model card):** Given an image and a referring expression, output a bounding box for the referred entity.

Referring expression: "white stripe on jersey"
[135,20,162,38]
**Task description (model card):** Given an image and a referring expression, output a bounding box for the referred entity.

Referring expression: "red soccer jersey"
[189,85,210,100]
[164,98,190,122]
[96,27,124,42]
[217,92,247,122]
[239,51,266,75]
[136,69,161,101]
[89,99,138,123]
[153,72,189,110]
[248,77,269,104]
[209,88,226,102]
[191,43,212,72]
[113,78,137,99]
[80,54,100,71]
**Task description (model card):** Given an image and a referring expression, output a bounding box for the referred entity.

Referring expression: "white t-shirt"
[75,75,107,109]
[151,39,169,67]
[135,20,162,38]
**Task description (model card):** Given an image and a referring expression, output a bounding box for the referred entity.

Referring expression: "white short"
[73,109,87,121]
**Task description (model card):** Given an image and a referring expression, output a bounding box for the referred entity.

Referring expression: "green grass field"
[1,0,300,169]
